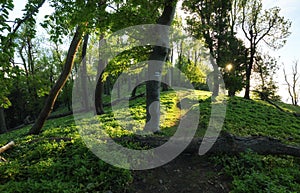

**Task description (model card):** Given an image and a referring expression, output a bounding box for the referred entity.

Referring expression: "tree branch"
[255,17,276,45]
[12,0,46,35]
[283,67,295,105]
[0,141,15,154]
[241,6,250,41]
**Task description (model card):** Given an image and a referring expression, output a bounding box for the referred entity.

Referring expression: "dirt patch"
[129,153,231,193]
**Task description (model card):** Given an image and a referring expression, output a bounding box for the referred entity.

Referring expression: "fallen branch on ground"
[112,133,300,157]
[0,141,15,154]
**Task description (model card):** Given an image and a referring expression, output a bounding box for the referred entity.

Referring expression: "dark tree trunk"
[94,35,105,115]
[244,47,254,100]
[212,65,220,97]
[104,76,111,95]
[28,27,83,135]
[145,0,176,132]
[161,76,169,91]
[131,74,140,98]
[81,34,90,111]
[95,72,105,115]
[244,66,251,99]
[0,108,7,134]
[228,90,236,97]
[131,87,138,98]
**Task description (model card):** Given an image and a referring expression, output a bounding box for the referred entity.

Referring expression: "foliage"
[175,56,207,90]
[193,93,300,145]
[1,90,300,191]
[0,0,45,108]
[253,54,281,101]
[224,97,300,145]
[0,116,132,193]
[183,0,247,97]
[183,0,233,96]
[238,0,291,99]
[212,151,300,192]
[221,38,247,96]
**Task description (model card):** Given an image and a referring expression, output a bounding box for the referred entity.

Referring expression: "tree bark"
[81,34,90,110]
[94,35,105,115]
[28,27,84,135]
[212,62,220,97]
[244,47,254,99]
[0,108,7,134]
[145,0,176,132]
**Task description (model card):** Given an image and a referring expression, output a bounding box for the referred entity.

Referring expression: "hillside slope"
[0,90,299,192]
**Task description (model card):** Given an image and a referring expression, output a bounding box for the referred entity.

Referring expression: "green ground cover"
[0,90,299,192]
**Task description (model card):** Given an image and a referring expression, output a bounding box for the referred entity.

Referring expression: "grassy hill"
[0,90,300,192]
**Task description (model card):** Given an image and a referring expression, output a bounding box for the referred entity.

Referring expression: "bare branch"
[283,67,294,105]
[284,61,300,105]
[241,4,251,41]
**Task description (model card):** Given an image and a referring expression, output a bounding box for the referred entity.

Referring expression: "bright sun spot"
[226,63,233,71]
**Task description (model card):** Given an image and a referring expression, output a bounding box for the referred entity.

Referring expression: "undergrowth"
[1,90,300,192]
[212,151,300,192]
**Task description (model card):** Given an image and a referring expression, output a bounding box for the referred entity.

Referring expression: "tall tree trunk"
[81,34,89,111]
[128,75,132,92]
[244,67,251,99]
[162,53,171,91]
[212,65,220,97]
[0,108,7,134]
[94,36,105,115]
[145,0,176,132]
[244,47,254,100]
[104,76,111,95]
[94,73,105,115]
[170,48,174,86]
[28,27,83,135]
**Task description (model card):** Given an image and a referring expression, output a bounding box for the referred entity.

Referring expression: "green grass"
[224,97,300,145]
[273,101,300,114]
[0,116,132,193]
[212,150,300,192]
[1,90,300,192]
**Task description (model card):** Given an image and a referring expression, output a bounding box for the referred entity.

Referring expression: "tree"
[239,0,291,99]
[15,24,45,118]
[183,0,233,96]
[28,0,110,134]
[0,108,7,134]
[95,35,106,115]
[176,56,206,90]
[81,34,90,111]
[221,37,247,97]
[4,30,57,128]
[145,0,177,132]
[283,61,300,106]
[94,0,162,114]
[253,53,280,101]
[28,26,84,134]
[0,0,46,133]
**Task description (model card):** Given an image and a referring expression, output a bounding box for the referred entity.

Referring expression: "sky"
[11,0,300,102]
[262,0,300,102]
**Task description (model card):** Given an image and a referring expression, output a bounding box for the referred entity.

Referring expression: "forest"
[0,0,300,192]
